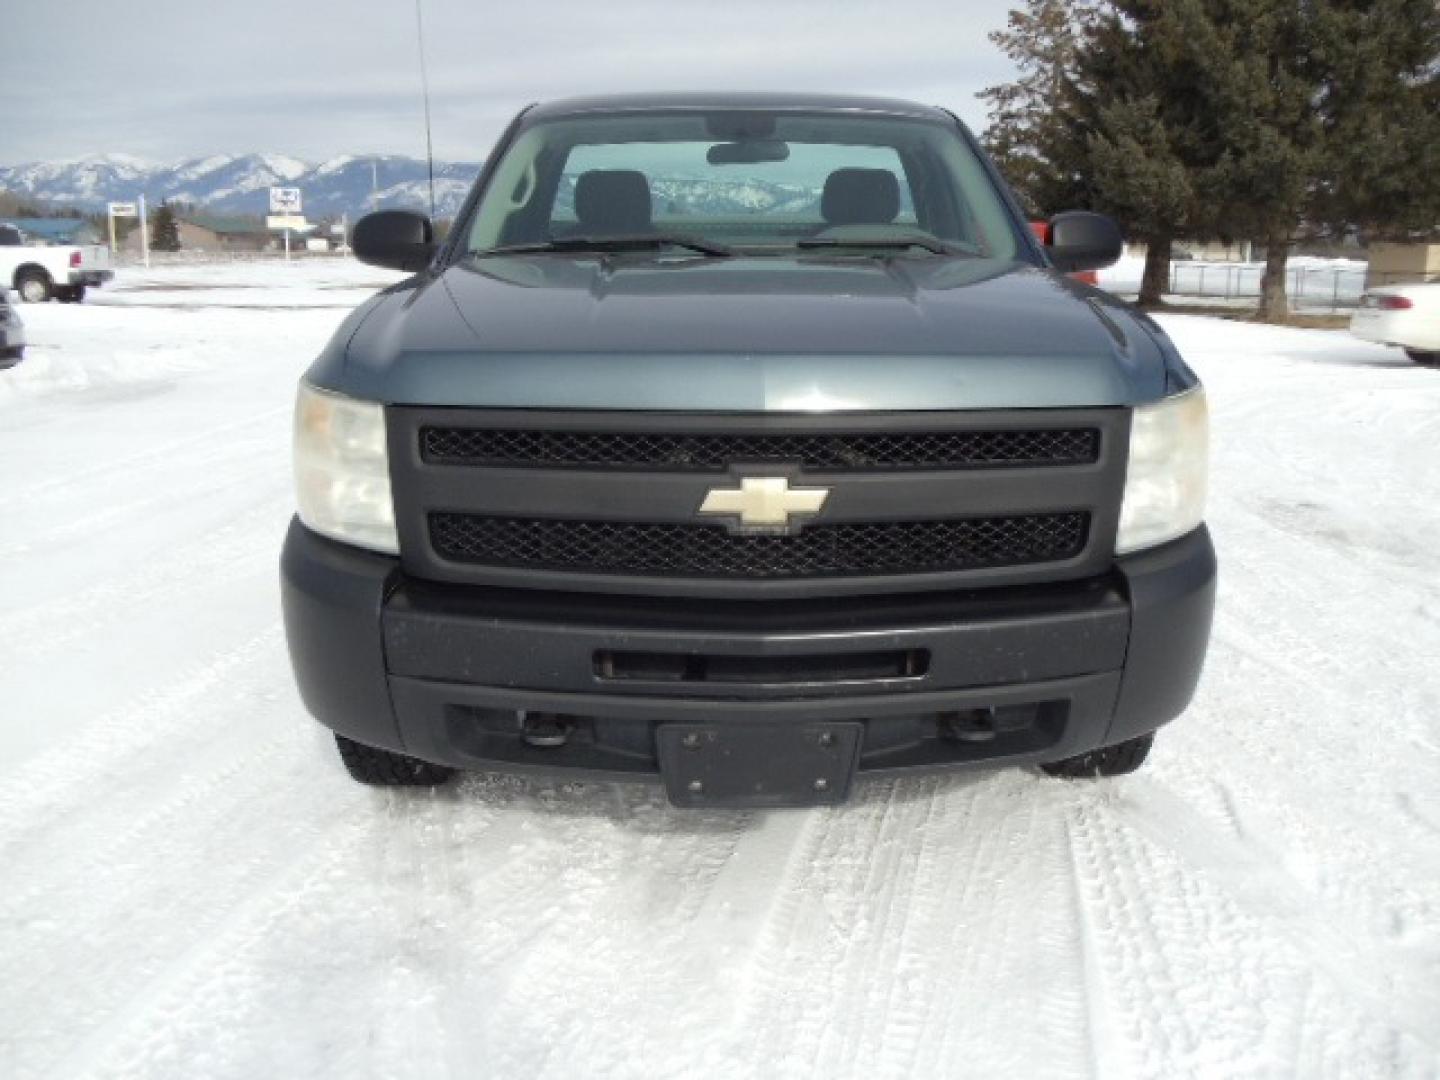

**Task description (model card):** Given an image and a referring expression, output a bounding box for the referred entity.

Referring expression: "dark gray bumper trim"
[280,517,1216,776]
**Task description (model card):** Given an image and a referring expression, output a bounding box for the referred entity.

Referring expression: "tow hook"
[940,708,999,743]
[521,712,572,748]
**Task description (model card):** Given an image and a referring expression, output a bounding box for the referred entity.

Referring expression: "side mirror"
[352,210,435,272]
[1046,211,1122,273]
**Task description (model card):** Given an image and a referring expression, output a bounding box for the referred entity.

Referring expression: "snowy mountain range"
[0,153,481,219]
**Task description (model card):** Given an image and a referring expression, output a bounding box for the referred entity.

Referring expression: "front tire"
[1041,733,1154,779]
[1404,349,1439,366]
[334,734,456,786]
[15,270,51,304]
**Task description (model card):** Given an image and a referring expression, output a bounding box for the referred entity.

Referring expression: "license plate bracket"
[657,721,862,808]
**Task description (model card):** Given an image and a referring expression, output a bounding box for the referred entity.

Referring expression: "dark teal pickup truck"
[282,93,1214,807]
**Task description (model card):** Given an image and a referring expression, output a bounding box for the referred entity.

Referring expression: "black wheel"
[55,284,87,304]
[15,269,51,304]
[0,346,21,369]
[1041,733,1154,779]
[1404,349,1439,366]
[334,734,456,786]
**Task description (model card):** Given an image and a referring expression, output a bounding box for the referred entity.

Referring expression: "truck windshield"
[463,111,1020,260]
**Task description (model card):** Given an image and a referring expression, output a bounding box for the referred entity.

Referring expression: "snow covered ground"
[2,260,1438,1079]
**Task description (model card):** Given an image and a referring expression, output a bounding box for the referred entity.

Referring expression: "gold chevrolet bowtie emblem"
[698,476,830,529]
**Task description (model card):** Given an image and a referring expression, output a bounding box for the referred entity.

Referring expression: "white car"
[1350,282,1440,365]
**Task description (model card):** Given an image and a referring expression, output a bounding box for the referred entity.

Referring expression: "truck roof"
[522,92,955,123]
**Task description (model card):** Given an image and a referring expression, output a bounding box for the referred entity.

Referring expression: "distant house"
[1,217,102,246]
[182,214,273,252]
[1367,242,1440,288]
[122,213,273,254]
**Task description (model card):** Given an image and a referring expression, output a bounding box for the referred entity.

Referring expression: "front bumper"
[281,519,1215,788]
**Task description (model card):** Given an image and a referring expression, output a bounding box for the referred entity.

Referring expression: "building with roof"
[120,213,274,254]
[1367,242,1440,288]
[184,214,274,251]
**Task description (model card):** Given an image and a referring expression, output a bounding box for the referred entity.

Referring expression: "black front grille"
[429,512,1089,580]
[421,426,1100,471]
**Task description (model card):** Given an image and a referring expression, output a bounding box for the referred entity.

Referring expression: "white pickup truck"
[0,222,114,303]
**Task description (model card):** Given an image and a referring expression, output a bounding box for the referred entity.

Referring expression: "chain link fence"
[1166,262,1437,313]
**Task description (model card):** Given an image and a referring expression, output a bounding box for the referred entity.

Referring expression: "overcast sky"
[3,0,1022,165]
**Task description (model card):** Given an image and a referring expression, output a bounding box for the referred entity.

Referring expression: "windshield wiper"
[796,235,971,256]
[475,234,736,258]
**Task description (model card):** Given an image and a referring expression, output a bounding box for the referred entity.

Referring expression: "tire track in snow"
[0,626,283,838]
[1115,779,1440,1045]
[44,783,550,1080]
[1,725,346,1079]
[731,773,1095,1079]
[1182,627,1440,937]
[905,780,1095,1080]
[110,778,755,1080]
[0,427,287,560]
[1061,787,1440,1077]
[55,810,384,1080]
[830,779,947,1072]
[454,783,761,1079]
[734,781,912,1073]
[907,781,1018,1079]
[1065,792,1236,1078]
[0,405,289,506]
[1066,815,1124,1079]
[0,503,286,662]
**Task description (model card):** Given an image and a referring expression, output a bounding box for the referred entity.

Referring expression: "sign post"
[106,201,139,260]
[269,188,303,262]
[137,194,150,269]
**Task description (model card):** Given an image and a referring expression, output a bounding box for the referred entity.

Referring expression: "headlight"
[293,381,398,554]
[1116,387,1209,554]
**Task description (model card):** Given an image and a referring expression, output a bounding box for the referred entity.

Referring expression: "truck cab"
[281,94,1215,807]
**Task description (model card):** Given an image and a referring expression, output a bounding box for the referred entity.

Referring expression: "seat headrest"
[821,168,901,226]
[574,169,652,234]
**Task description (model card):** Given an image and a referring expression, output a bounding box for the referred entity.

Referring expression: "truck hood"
[328,255,1174,410]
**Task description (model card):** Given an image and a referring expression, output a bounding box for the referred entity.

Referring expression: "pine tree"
[979,0,1102,216]
[1310,0,1440,243]
[982,0,1220,306]
[984,0,1440,321]
[1172,2,1319,320]
[150,201,181,252]
[1073,1,1226,305]
[1155,0,1439,319]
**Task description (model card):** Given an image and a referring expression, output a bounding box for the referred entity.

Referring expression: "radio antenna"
[414,0,437,219]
